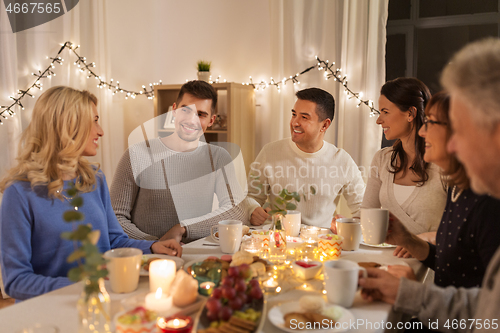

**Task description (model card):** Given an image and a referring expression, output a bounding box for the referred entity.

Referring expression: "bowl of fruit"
[195,264,266,333]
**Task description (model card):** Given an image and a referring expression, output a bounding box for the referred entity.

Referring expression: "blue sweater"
[0,172,154,300]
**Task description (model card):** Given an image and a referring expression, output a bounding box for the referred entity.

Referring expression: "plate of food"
[140,254,185,276]
[194,264,267,333]
[184,251,269,281]
[268,295,355,333]
[360,241,397,248]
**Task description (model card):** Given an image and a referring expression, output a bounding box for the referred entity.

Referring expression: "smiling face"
[376,95,413,141]
[447,94,500,196]
[417,106,450,169]
[173,93,215,142]
[290,99,330,153]
[82,104,103,156]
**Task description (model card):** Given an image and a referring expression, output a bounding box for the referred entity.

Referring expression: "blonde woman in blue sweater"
[0,86,181,300]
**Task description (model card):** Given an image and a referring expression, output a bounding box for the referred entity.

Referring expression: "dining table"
[0,226,427,333]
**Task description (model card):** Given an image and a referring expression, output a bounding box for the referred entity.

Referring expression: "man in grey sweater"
[358,38,500,332]
[110,81,247,243]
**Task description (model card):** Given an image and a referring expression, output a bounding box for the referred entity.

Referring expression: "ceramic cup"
[15,324,60,333]
[323,259,367,308]
[210,220,243,254]
[360,208,389,245]
[103,248,142,293]
[282,210,301,237]
[336,218,362,251]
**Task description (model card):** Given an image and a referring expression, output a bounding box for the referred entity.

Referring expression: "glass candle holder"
[240,237,263,255]
[259,271,281,295]
[157,315,193,333]
[300,226,319,245]
[295,243,317,262]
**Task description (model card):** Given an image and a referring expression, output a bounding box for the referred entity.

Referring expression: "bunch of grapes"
[205,264,264,322]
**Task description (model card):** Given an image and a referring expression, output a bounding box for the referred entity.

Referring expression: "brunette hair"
[176,80,217,114]
[381,77,431,184]
[0,86,99,198]
[296,88,335,121]
[426,91,469,189]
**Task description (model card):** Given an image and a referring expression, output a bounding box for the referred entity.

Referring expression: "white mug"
[323,259,367,308]
[360,208,389,245]
[282,210,301,237]
[210,220,243,254]
[103,248,142,293]
[336,218,362,251]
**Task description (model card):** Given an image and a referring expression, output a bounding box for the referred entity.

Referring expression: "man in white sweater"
[247,88,365,228]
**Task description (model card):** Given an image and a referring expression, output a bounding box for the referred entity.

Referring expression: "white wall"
[105,0,273,159]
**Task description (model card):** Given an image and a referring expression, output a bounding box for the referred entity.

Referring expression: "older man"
[358,38,500,332]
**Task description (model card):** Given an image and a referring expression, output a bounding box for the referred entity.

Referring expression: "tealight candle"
[199,281,215,296]
[149,259,176,294]
[145,287,172,315]
[157,315,193,333]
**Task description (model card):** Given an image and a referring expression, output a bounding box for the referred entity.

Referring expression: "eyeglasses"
[423,117,448,131]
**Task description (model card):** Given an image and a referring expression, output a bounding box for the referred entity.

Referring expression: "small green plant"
[250,174,316,217]
[197,60,211,72]
[60,182,108,299]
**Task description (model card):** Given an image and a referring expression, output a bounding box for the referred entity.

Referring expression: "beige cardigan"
[362,147,447,235]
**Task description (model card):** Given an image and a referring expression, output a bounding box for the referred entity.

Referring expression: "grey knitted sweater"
[110,138,247,243]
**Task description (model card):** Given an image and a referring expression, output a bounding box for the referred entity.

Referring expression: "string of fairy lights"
[0,41,378,126]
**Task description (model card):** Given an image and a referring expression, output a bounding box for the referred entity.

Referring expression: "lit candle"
[199,281,215,296]
[149,259,176,294]
[166,319,187,328]
[145,287,172,315]
[157,315,193,333]
[263,277,278,288]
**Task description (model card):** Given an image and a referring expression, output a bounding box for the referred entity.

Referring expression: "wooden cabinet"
[154,83,256,174]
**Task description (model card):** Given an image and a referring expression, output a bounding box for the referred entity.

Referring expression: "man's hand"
[359,267,400,304]
[330,214,344,234]
[159,224,186,243]
[387,265,417,280]
[151,239,183,257]
[250,207,271,226]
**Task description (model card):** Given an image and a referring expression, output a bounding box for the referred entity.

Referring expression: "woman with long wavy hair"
[361,78,447,247]
[0,86,182,301]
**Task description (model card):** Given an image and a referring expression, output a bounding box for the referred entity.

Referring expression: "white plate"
[140,254,185,276]
[360,241,397,248]
[268,301,355,333]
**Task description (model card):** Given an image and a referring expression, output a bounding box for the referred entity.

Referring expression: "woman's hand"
[159,224,186,243]
[151,239,183,257]
[393,246,413,258]
[385,213,413,246]
[330,214,344,234]
[359,267,401,304]
[417,232,437,244]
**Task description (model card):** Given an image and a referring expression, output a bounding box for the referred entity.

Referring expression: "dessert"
[115,306,157,333]
[358,262,381,268]
[170,269,198,307]
[299,295,325,313]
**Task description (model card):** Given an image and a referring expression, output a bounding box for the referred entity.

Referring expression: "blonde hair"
[0,86,100,199]
[441,37,500,131]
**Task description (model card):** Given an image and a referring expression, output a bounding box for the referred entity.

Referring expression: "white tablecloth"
[0,235,425,332]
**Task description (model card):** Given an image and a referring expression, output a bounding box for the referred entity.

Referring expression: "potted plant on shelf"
[197,60,211,82]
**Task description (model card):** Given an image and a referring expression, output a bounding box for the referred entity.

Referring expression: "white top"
[245,138,366,228]
[361,147,447,235]
[393,183,416,206]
